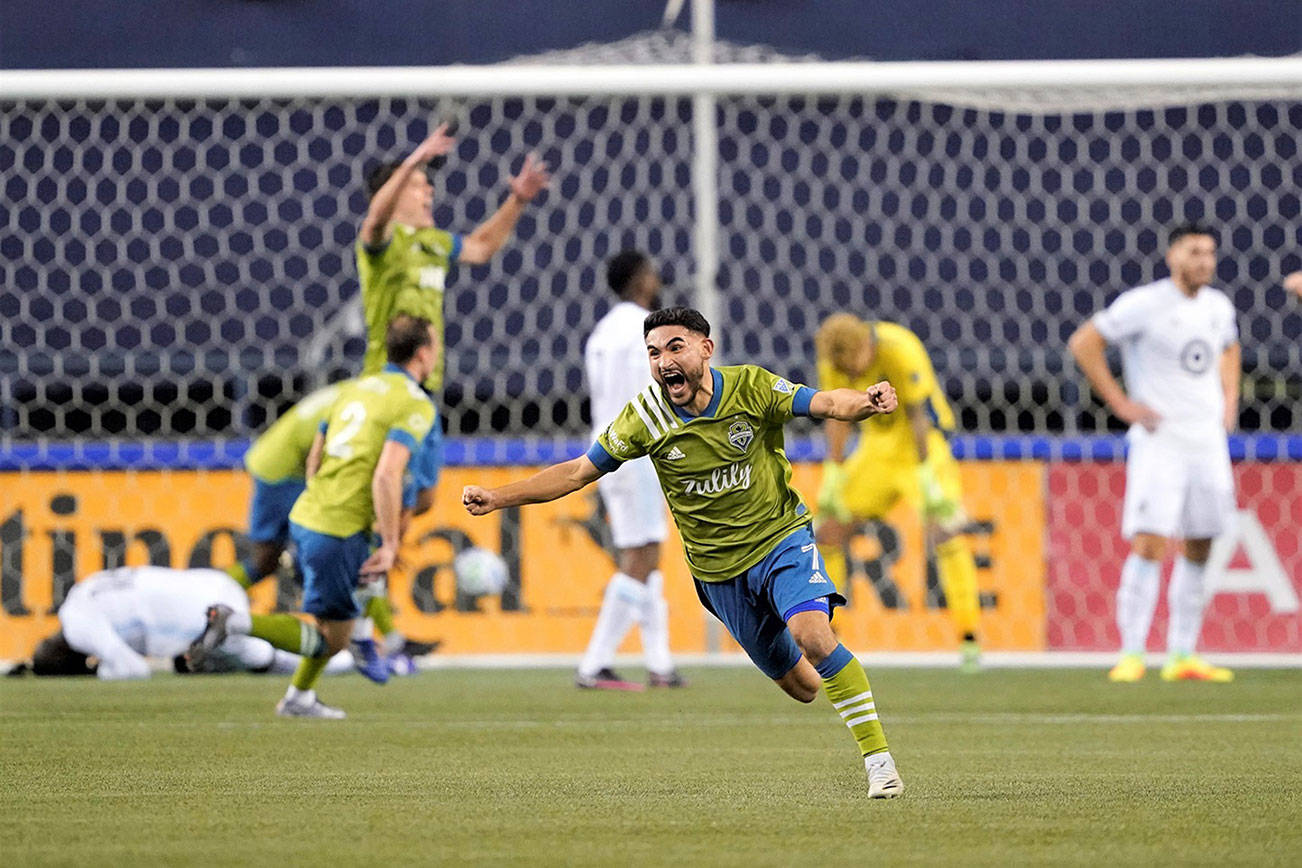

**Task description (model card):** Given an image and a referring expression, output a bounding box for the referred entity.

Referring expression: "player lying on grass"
[463,306,905,798]
[194,316,439,719]
[25,566,352,680]
[231,382,440,682]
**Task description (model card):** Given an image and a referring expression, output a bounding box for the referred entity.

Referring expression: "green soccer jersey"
[589,365,818,583]
[356,224,462,393]
[289,367,436,538]
[244,385,341,483]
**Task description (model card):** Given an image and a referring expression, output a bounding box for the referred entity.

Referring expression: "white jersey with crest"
[1092,278,1238,445]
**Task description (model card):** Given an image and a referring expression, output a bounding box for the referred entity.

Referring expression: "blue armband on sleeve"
[791,386,817,417]
[450,233,463,262]
[586,441,622,473]
[385,429,419,452]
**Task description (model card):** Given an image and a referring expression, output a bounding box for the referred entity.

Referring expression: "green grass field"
[3,667,1300,866]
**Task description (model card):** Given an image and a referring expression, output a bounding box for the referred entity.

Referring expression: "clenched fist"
[462,485,497,516]
[865,381,898,415]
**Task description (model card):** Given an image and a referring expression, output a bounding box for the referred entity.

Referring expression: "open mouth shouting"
[660,367,690,403]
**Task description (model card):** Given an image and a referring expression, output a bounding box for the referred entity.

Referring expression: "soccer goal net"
[2,37,1299,663]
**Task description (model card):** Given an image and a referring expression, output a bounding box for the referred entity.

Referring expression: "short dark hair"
[607,250,651,298]
[31,631,95,677]
[386,314,435,365]
[364,159,444,200]
[1168,221,1218,247]
[644,306,710,338]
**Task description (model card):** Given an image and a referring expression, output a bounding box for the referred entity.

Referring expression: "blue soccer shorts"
[247,477,306,544]
[290,522,371,621]
[693,525,846,680]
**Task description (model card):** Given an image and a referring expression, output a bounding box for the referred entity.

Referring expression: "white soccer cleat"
[275,690,346,720]
[865,752,904,799]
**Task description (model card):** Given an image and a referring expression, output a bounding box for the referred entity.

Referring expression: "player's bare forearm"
[371,442,411,551]
[463,456,602,515]
[1220,342,1241,430]
[823,418,853,463]
[459,152,550,264]
[810,383,898,422]
[458,194,526,264]
[905,403,931,462]
[304,432,325,480]
[1067,322,1126,408]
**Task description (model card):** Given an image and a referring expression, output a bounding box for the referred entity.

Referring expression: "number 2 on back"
[325,401,367,459]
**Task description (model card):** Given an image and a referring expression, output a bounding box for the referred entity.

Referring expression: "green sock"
[365,595,397,638]
[290,654,330,691]
[818,644,889,757]
[250,614,326,657]
[225,562,253,590]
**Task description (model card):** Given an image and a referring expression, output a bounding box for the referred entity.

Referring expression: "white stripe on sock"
[838,702,875,718]
[832,691,872,709]
[844,713,879,727]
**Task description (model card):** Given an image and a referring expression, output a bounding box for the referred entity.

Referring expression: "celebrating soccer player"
[463,307,905,797]
[575,250,682,690]
[1069,222,1240,683]
[197,316,440,718]
[230,384,438,681]
[812,313,982,671]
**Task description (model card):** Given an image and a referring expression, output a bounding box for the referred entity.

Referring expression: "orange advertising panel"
[0,462,1045,661]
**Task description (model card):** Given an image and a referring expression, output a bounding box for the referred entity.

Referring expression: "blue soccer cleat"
[350,638,389,685]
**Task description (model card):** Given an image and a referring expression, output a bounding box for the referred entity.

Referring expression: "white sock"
[227,607,252,634]
[350,617,374,642]
[1167,557,1207,658]
[865,750,895,769]
[640,570,674,676]
[285,685,313,702]
[578,573,645,677]
[1117,554,1162,655]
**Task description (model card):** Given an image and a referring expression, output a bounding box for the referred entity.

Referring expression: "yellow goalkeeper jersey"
[817,320,955,462]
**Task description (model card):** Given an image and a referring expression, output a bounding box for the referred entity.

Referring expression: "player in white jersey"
[30,567,350,680]
[575,250,682,690]
[1069,222,1240,683]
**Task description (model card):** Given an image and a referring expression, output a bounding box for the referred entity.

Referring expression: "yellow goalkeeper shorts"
[840,430,964,520]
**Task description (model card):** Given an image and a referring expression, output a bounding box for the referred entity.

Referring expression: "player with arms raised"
[464,307,905,797]
[1069,222,1240,683]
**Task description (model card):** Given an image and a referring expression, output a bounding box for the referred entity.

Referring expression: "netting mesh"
[4,87,1300,444]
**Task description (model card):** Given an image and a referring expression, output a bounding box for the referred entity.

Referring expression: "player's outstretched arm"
[1067,321,1161,431]
[360,123,456,249]
[459,152,552,265]
[809,382,898,422]
[463,455,603,516]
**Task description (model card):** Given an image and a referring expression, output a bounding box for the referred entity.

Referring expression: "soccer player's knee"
[1131,534,1167,561]
[1182,538,1213,564]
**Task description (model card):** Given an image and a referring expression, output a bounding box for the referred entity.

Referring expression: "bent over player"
[1069,222,1239,683]
[464,307,904,797]
[813,313,982,671]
